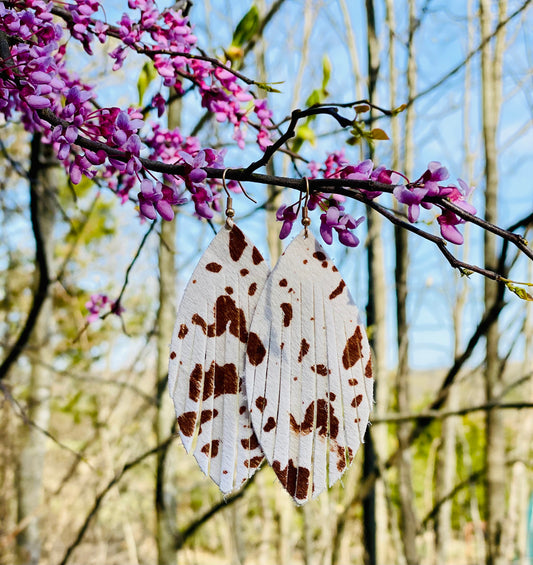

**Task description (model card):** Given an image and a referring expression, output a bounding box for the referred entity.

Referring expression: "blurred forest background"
[1,0,533,564]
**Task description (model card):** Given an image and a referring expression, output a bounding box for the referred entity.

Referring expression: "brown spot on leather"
[241,433,260,450]
[329,280,346,300]
[280,342,285,349]
[202,362,215,400]
[225,286,233,294]
[342,326,363,369]
[298,338,310,362]
[351,394,363,407]
[329,392,336,401]
[188,364,203,401]
[248,282,257,296]
[279,278,288,287]
[199,409,218,434]
[192,313,207,334]
[332,265,338,272]
[315,399,339,439]
[178,324,188,339]
[280,303,292,327]
[272,460,287,486]
[255,396,267,412]
[214,363,239,397]
[229,225,247,261]
[244,455,263,469]
[348,378,358,386]
[313,251,327,262]
[201,439,219,458]
[170,351,176,359]
[273,460,309,500]
[206,262,222,273]
[311,364,329,376]
[303,259,308,264]
[200,409,217,425]
[252,246,264,265]
[192,279,197,283]
[336,444,346,472]
[263,416,276,432]
[290,403,315,435]
[365,358,373,379]
[207,295,248,343]
[247,333,266,366]
[240,268,249,277]
[177,411,196,437]
[239,405,246,415]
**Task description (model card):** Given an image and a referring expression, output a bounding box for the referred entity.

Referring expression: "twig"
[372,401,533,424]
[174,465,262,548]
[419,468,485,530]
[0,381,93,468]
[243,107,353,174]
[58,435,176,565]
[111,220,156,314]
[408,0,532,106]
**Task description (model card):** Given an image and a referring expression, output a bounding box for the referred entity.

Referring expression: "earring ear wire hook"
[222,169,235,229]
[222,169,258,229]
[301,177,311,237]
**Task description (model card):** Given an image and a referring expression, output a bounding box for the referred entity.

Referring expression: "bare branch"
[58,435,176,565]
[0,134,50,382]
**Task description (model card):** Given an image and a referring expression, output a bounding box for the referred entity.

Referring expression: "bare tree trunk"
[362,2,385,564]
[394,2,419,563]
[480,2,507,564]
[501,258,532,563]
[434,3,475,560]
[16,138,59,565]
[154,99,179,565]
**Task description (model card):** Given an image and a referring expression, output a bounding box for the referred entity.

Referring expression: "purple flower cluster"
[393,162,476,244]
[1,0,273,227]
[141,125,226,222]
[277,153,394,247]
[85,293,123,323]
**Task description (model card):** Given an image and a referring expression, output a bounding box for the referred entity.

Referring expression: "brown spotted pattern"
[168,224,269,495]
[245,230,373,504]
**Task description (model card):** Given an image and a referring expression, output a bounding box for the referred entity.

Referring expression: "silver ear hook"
[222,170,258,229]
[301,177,311,238]
[222,169,235,229]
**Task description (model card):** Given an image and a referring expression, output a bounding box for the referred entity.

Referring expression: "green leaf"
[392,103,407,115]
[137,61,157,105]
[231,5,260,48]
[292,123,316,153]
[305,88,321,107]
[254,81,283,93]
[369,128,390,140]
[506,282,533,301]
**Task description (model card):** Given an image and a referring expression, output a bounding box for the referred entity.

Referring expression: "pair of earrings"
[168,173,373,505]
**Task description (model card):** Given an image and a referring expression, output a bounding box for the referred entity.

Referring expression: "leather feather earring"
[168,171,269,494]
[245,179,373,504]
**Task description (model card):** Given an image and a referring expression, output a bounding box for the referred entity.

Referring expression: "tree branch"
[0,134,50,382]
[34,107,533,286]
[58,435,176,565]
[174,466,261,549]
